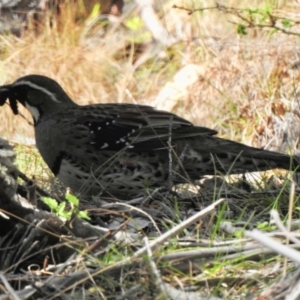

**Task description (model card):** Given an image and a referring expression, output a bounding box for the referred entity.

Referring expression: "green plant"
[42,193,90,220]
[257,221,276,231]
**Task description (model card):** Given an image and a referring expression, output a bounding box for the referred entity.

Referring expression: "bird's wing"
[67,104,217,151]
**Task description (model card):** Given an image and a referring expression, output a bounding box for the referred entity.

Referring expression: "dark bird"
[0,75,298,199]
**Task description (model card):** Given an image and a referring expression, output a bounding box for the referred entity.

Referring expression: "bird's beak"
[0,85,19,115]
[0,86,10,106]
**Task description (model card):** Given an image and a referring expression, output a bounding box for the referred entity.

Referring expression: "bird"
[0,74,298,199]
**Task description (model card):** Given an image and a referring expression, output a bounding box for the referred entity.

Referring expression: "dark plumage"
[0,75,298,199]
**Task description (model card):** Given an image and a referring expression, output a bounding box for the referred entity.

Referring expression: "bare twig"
[245,229,300,265]
[174,2,300,37]
[134,198,225,257]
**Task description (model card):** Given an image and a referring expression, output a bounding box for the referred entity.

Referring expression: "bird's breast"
[35,119,65,170]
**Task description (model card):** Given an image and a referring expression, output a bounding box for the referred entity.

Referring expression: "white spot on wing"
[101,143,109,149]
[116,138,126,144]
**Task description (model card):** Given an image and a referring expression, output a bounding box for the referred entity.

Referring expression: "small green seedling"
[42,193,90,220]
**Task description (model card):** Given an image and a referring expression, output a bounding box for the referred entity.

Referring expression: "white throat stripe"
[25,102,40,122]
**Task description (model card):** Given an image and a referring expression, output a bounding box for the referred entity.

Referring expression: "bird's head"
[0,75,77,124]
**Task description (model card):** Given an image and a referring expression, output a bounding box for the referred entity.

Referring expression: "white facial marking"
[14,80,60,103]
[25,102,40,123]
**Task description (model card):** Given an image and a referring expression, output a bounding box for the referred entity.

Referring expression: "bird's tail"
[178,137,299,179]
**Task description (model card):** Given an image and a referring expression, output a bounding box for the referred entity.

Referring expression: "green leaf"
[257,222,276,231]
[263,4,273,14]
[234,230,244,238]
[237,24,247,35]
[90,3,101,19]
[65,193,79,207]
[41,197,58,211]
[42,194,88,221]
[59,211,72,219]
[57,202,66,215]
[247,8,258,14]
[78,210,91,220]
[125,16,144,31]
[282,19,291,28]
